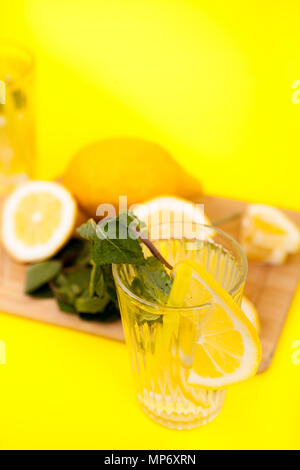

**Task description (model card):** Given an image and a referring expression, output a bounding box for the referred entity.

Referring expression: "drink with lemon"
[0,42,35,193]
[113,224,261,429]
[1,177,261,429]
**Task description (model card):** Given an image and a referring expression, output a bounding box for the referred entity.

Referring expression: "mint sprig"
[25,212,173,321]
[78,215,145,265]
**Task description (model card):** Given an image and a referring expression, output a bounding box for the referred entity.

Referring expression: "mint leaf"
[51,263,117,315]
[91,215,145,265]
[76,214,145,266]
[131,256,172,305]
[136,310,161,325]
[56,298,77,313]
[26,212,173,324]
[92,237,144,265]
[75,293,110,313]
[63,268,91,290]
[25,260,62,294]
[54,268,91,304]
[76,219,97,240]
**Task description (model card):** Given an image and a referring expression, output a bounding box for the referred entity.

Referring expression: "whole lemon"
[63,138,202,216]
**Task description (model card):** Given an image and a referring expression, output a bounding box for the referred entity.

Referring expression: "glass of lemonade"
[0,41,35,194]
[113,223,247,429]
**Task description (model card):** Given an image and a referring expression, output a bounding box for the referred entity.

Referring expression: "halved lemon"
[133,196,210,239]
[241,296,260,334]
[173,260,261,389]
[241,204,300,264]
[1,181,77,262]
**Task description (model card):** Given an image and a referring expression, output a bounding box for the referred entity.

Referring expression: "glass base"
[140,402,223,430]
[137,391,225,430]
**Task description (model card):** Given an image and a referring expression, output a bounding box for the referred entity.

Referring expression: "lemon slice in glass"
[174,260,261,389]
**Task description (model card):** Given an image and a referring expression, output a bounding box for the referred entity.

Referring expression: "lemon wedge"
[173,260,261,389]
[1,181,77,262]
[241,204,300,264]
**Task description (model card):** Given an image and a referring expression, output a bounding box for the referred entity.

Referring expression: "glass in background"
[0,41,35,194]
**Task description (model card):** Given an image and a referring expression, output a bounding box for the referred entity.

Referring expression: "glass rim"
[0,39,35,87]
[112,223,248,312]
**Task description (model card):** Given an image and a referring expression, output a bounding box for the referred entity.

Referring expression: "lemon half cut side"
[1,181,77,263]
[133,196,211,243]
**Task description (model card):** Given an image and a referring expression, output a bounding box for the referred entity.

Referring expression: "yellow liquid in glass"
[116,238,244,429]
[0,55,34,193]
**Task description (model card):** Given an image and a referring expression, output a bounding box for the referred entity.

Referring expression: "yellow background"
[0,0,300,449]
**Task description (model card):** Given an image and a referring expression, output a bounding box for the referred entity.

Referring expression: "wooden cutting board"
[0,195,299,373]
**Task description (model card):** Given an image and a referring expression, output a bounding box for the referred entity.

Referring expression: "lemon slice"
[156,263,194,358]
[241,296,260,334]
[241,204,300,264]
[174,260,261,389]
[1,181,77,262]
[168,263,194,307]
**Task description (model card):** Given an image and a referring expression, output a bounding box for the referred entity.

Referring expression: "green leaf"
[76,213,145,265]
[64,268,91,292]
[25,260,62,294]
[76,219,97,240]
[136,311,161,325]
[91,238,144,265]
[131,256,172,305]
[27,212,172,325]
[92,231,144,265]
[75,293,110,313]
[91,214,145,265]
[130,277,145,298]
[54,268,91,303]
[56,298,77,313]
